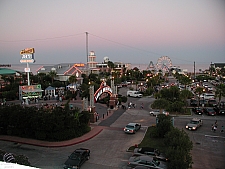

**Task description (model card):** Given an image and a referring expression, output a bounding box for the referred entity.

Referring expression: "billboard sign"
[20,48,35,63]
[19,84,43,100]
[24,67,30,72]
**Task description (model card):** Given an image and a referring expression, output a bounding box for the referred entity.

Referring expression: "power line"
[0,33,84,43]
[0,32,210,64]
[89,33,195,63]
[89,33,162,56]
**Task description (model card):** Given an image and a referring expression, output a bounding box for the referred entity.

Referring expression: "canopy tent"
[66,83,80,90]
[45,86,56,97]
[0,68,18,75]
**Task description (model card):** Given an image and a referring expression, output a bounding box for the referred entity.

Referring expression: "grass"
[128,126,167,153]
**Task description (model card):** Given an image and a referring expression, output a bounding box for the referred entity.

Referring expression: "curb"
[0,127,104,148]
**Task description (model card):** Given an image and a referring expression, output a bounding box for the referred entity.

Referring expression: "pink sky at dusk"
[0,0,224,67]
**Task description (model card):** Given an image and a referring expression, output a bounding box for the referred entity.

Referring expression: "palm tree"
[68,75,77,91]
[195,87,204,107]
[37,72,46,84]
[215,83,225,105]
[179,75,192,90]
[180,89,193,112]
[48,71,57,84]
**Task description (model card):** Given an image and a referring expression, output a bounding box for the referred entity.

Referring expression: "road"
[1,85,225,169]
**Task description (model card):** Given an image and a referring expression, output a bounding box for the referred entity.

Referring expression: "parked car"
[190,99,198,107]
[185,118,203,130]
[199,100,207,107]
[199,93,215,100]
[127,155,166,169]
[149,109,169,116]
[203,108,216,116]
[64,148,90,169]
[133,147,160,156]
[131,166,152,169]
[192,107,204,115]
[124,123,141,134]
[208,99,217,107]
[214,106,225,115]
[153,154,169,162]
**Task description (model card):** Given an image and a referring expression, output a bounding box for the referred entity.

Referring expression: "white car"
[149,110,169,116]
[185,118,203,130]
[124,123,141,134]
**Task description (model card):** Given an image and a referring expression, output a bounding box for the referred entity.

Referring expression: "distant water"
[132,63,210,73]
[8,63,210,74]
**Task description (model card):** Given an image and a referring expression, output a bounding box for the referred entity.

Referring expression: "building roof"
[212,63,225,68]
[0,68,18,75]
[36,63,84,75]
[45,86,55,90]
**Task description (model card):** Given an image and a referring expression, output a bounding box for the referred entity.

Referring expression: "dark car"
[190,99,198,107]
[133,147,160,156]
[203,108,216,116]
[199,100,207,107]
[208,99,217,107]
[192,107,204,115]
[64,148,90,169]
[214,106,225,115]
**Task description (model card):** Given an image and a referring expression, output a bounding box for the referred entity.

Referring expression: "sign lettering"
[20,48,35,55]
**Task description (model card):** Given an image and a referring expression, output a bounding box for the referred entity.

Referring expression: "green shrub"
[35,131,46,140]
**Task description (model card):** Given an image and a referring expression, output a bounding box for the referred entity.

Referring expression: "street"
[0,85,225,169]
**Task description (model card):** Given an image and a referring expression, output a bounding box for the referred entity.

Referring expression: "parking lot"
[1,84,225,169]
[175,114,225,169]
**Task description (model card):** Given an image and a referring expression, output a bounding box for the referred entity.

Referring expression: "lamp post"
[202,88,205,107]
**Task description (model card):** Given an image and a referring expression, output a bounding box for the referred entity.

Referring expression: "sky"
[0,0,224,70]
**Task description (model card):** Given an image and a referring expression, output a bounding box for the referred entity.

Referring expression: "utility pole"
[85,32,89,65]
[194,61,196,80]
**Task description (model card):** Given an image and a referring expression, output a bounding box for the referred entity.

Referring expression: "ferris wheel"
[156,56,172,71]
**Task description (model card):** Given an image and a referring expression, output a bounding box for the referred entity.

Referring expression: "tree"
[37,72,46,84]
[164,128,193,169]
[68,75,77,87]
[159,86,180,102]
[215,83,225,104]
[195,87,204,107]
[107,61,115,69]
[151,99,170,110]
[180,89,193,111]
[48,71,57,84]
[156,114,173,138]
[178,75,192,90]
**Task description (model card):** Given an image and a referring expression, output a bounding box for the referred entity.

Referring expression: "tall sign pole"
[20,48,35,86]
[27,62,30,85]
[85,32,89,67]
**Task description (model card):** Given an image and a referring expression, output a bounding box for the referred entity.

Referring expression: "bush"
[35,131,47,140]
[149,126,159,138]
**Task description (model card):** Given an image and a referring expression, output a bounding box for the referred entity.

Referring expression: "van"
[199,93,215,100]
[127,90,143,98]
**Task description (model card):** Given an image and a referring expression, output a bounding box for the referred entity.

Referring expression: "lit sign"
[24,68,30,72]
[20,84,41,90]
[20,59,35,63]
[20,48,35,55]
[74,63,85,67]
[94,86,112,101]
[20,48,35,63]
[21,54,33,59]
